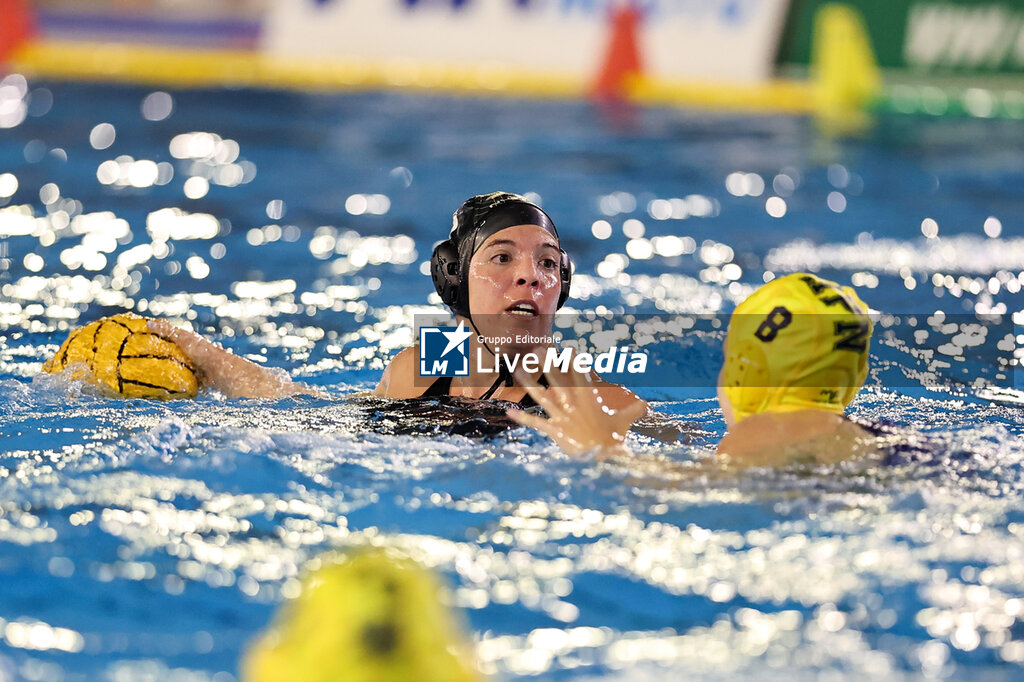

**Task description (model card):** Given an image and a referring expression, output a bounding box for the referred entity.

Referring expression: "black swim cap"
[452,192,559,255]
[431,192,571,318]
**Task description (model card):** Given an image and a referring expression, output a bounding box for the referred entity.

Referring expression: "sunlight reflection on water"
[0,79,1023,680]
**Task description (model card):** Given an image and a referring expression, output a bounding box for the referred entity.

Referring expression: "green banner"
[778,0,1024,74]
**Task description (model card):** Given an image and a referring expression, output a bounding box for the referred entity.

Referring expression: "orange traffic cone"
[0,0,36,62]
[592,5,643,100]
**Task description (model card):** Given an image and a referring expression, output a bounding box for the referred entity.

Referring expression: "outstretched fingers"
[507,365,643,457]
[618,400,647,426]
[545,364,594,390]
[507,408,549,433]
[513,369,560,415]
[536,369,586,414]
[507,408,585,454]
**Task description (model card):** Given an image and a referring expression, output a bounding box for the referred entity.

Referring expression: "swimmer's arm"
[148,319,322,399]
[509,370,730,480]
[583,376,710,444]
[507,372,724,483]
[632,414,712,444]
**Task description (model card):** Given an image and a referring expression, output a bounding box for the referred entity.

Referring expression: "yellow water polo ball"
[242,549,480,682]
[42,313,199,400]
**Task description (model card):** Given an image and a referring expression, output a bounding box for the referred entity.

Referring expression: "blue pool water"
[1,77,1024,680]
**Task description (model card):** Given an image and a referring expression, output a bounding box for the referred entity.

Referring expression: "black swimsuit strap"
[421,376,454,397]
[515,373,549,408]
[419,372,548,408]
[478,363,515,400]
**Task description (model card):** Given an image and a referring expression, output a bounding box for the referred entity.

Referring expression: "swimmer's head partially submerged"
[243,549,479,682]
[508,272,873,466]
[720,273,873,425]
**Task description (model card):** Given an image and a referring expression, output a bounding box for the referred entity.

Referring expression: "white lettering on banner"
[572,353,594,373]
[946,6,1010,67]
[548,347,573,371]
[594,348,616,372]
[266,0,790,83]
[393,0,762,23]
[521,354,540,373]
[473,346,649,375]
[904,3,1024,70]
[634,0,762,24]
[627,354,648,373]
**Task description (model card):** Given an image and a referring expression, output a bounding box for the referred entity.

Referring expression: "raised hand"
[507,367,645,458]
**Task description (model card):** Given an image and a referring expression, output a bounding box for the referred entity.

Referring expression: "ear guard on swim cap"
[721,272,872,425]
[430,239,465,315]
[430,192,571,319]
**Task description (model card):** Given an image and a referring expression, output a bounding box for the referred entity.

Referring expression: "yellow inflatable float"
[42,312,199,399]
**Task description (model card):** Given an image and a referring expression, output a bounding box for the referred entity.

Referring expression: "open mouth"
[505,301,539,317]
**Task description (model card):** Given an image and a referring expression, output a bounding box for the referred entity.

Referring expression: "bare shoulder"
[374,346,424,398]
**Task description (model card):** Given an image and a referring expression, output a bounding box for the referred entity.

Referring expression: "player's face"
[466,224,561,351]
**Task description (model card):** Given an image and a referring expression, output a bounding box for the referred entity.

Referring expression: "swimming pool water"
[1,79,1024,680]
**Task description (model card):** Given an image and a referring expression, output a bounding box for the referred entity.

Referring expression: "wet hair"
[430,192,571,318]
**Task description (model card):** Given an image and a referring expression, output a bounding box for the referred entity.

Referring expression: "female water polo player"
[374,192,645,413]
[149,192,647,415]
[509,273,882,467]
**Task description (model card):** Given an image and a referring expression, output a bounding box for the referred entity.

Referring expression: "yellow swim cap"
[721,273,872,424]
[242,549,480,682]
